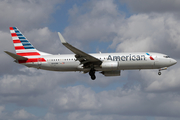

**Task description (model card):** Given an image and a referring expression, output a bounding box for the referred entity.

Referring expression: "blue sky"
[1,0,180,120]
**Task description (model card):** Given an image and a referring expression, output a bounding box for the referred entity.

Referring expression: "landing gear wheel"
[89,68,96,80]
[91,75,96,80]
[158,71,161,75]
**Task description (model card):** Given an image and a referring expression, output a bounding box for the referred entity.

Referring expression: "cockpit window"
[163,56,170,58]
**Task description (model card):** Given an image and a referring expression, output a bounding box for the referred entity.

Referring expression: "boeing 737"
[5,27,177,80]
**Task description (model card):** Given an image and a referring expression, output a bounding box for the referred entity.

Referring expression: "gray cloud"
[122,0,180,13]
[0,0,63,31]
[34,84,180,118]
[0,106,36,120]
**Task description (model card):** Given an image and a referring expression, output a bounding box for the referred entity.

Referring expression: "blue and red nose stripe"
[146,53,154,60]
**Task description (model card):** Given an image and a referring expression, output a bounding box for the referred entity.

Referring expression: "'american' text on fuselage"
[107,54,146,61]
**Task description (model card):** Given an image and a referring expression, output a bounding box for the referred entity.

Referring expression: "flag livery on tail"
[9,27,49,63]
[10,27,39,56]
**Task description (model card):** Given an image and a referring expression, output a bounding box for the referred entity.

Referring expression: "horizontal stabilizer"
[4,51,28,60]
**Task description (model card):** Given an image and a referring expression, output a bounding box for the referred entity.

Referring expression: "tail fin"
[9,27,50,57]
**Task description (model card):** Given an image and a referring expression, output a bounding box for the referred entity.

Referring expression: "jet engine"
[100,61,119,70]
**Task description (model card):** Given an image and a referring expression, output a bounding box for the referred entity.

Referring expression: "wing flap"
[4,51,28,60]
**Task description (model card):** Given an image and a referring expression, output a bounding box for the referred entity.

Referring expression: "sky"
[1,0,180,120]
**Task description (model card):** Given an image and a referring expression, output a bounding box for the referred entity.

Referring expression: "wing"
[58,32,102,67]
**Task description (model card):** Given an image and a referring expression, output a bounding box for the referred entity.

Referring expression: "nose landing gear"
[158,71,161,75]
[158,67,167,75]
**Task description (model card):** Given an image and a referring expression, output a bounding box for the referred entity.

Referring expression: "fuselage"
[21,52,177,72]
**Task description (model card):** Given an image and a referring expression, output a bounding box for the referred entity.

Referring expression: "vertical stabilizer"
[9,27,50,58]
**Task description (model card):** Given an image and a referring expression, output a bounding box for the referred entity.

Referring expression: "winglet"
[58,32,67,43]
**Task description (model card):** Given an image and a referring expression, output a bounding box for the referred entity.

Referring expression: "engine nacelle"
[100,61,119,70]
[101,70,121,76]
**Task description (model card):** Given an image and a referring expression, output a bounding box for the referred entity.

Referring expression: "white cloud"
[109,13,180,59]
[51,85,98,112]
[24,27,64,54]
[13,109,35,120]
[64,0,180,60]
[64,0,123,50]
[142,62,180,93]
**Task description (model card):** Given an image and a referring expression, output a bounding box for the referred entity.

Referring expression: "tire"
[91,75,96,80]
[158,72,161,75]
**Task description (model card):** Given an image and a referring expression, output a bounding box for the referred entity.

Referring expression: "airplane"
[5,27,177,80]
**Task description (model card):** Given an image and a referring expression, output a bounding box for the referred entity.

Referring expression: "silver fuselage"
[22,52,177,72]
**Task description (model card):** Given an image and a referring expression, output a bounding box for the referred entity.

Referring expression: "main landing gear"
[89,68,96,80]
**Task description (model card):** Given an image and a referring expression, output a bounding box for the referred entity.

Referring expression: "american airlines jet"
[5,27,177,80]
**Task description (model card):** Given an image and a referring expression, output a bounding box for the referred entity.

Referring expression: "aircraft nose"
[171,59,177,65]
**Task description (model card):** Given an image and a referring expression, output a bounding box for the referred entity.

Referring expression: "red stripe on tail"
[18,58,46,63]
[13,40,21,43]
[15,46,25,50]
[9,27,14,30]
[17,52,40,56]
[11,33,17,37]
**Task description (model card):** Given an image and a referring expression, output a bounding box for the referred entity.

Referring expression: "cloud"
[0,0,63,31]
[64,0,123,49]
[142,62,180,93]
[12,109,36,120]
[122,0,180,13]
[64,0,180,60]
[43,84,180,118]
[51,85,98,113]
[23,27,64,54]
[0,106,36,120]
[0,67,82,106]
[0,0,65,75]
[109,13,180,59]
